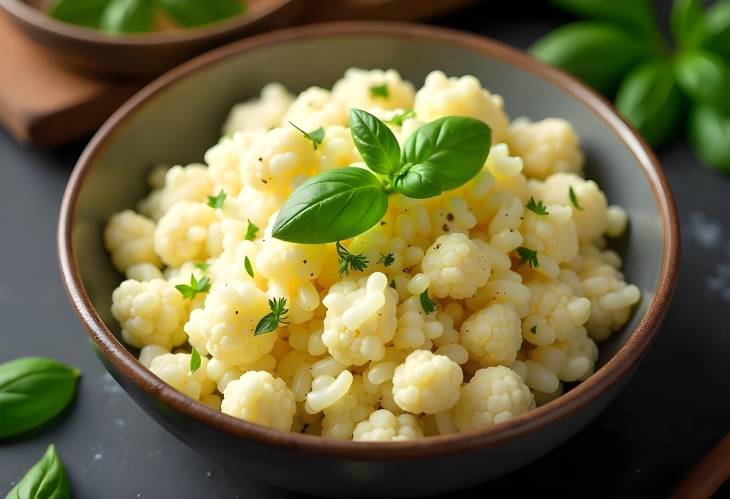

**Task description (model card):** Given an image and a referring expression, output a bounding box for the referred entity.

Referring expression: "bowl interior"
[70,29,665,381]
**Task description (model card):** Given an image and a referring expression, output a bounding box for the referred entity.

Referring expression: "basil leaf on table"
[671,0,705,48]
[349,109,402,175]
[615,60,684,147]
[529,22,653,94]
[394,163,442,199]
[100,0,155,34]
[703,0,730,58]
[272,168,388,244]
[688,105,730,172]
[674,50,730,112]
[159,0,245,27]
[48,0,109,28]
[550,0,657,38]
[0,357,80,439]
[6,445,70,499]
[401,116,491,190]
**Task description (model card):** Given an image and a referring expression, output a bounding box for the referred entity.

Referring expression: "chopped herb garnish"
[516,247,539,269]
[525,196,549,215]
[419,289,438,314]
[568,186,583,210]
[336,241,369,276]
[289,122,325,150]
[175,274,210,299]
[529,325,537,335]
[244,255,254,278]
[369,83,389,99]
[244,219,259,241]
[194,262,210,271]
[190,347,201,373]
[207,190,227,209]
[385,109,416,126]
[389,280,397,289]
[377,252,395,267]
[254,297,289,335]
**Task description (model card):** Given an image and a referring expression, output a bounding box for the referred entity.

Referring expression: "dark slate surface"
[1,2,728,497]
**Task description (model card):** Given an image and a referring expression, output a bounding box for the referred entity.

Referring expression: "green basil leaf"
[401,116,491,190]
[688,105,730,171]
[0,357,80,439]
[99,0,154,34]
[159,0,244,27]
[394,163,442,199]
[550,0,657,38]
[349,109,402,175]
[47,0,109,28]
[674,50,730,112]
[615,60,684,147]
[703,0,730,58]
[6,445,70,499]
[671,0,705,48]
[272,168,388,244]
[529,22,653,94]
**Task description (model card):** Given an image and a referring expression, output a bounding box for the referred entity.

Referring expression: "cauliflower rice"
[105,69,640,441]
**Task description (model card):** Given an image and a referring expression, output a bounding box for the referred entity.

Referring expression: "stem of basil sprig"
[271,109,492,244]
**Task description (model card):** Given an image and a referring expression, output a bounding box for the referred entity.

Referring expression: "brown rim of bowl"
[0,0,295,45]
[58,21,679,460]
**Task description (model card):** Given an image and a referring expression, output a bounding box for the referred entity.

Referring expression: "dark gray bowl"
[58,22,679,498]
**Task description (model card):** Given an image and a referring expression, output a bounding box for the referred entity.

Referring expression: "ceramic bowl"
[58,22,679,498]
[0,0,301,77]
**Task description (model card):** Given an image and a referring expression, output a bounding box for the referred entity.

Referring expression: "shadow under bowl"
[58,22,679,498]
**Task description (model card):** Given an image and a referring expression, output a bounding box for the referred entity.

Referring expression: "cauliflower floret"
[138,344,169,367]
[149,353,216,402]
[508,118,584,179]
[316,125,360,172]
[530,173,609,242]
[568,245,640,341]
[126,263,164,282]
[221,371,296,431]
[153,201,218,267]
[282,86,348,130]
[111,279,188,350]
[331,68,415,112]
[206,356,276,393]
[223,83,294,134]
[421,233,491,299]
[239,126,319,195]
[523,278,592,347]
[184,281,277,367]
[453,366,534,431]
[305,369,354,414]
[460,303,522,367]
[414,71,509,144]
[204,131,261,196]
[104,210,161,272]
[138,164,213,221]
[393,295,444,351]
[520,204,579,267]
[321,376,379,439]
[321,272,398,366]
[353,409,424,442]
[256,237,326,284]
[392,350,463,414]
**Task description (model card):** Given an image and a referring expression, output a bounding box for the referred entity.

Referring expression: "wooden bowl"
[58,22,679,497]
[0,0,302,77]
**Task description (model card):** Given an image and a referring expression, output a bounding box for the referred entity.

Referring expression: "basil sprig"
[48,0,245,34]
[0,357,80,439]
[6,445,70,499]
[272,109,491,244]
[532,0,730,172]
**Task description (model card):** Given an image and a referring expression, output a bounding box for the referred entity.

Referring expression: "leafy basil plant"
[272,109,491,244]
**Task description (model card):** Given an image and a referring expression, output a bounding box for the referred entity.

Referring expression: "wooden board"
[0,0,476,147]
